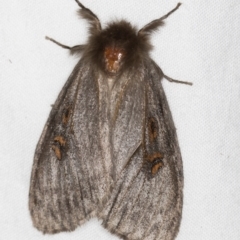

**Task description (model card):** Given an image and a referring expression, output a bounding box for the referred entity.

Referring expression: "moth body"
[29,1,188,239]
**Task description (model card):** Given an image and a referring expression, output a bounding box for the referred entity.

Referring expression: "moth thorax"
[104,46,125,74]
[107,77,115,90]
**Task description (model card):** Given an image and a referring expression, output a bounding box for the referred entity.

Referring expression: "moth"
[29,1,191,239]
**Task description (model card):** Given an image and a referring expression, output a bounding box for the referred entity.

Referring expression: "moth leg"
[74,0,100,22]
[74,0,101,31]
[45,36,85,54]
[139,3,182,34]
[163,73,193,86]
[158,3,182,22]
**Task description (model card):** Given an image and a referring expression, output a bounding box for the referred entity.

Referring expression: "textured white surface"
[1,0,240,239]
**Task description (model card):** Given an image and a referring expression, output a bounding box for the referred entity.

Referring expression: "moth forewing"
[100,60,183,240]
[29,60,113,233]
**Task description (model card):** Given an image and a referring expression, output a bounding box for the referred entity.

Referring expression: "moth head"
[85,21,154,75]
[72,2,181,76]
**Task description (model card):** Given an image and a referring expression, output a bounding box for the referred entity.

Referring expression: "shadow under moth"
[29,1,192,239]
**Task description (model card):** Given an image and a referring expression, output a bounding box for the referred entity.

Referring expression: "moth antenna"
[163,74,193,86]
[75,0,102,32]
[45,36,86,55]
[139,3,181,35]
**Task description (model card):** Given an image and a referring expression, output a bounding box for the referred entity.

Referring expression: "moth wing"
[29,60,112,233]
[101,61,183,240]
[108,70,146,178]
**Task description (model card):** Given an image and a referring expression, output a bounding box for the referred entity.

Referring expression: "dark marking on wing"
[148,117,158,142]
[52,136,67,160]
[62,106,73,125]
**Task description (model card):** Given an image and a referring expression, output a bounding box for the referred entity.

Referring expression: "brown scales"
[52,136,67,160]
[151,161,164,175]
[62,107,72,125]
[148,117,158,142]
[104,47,125,73]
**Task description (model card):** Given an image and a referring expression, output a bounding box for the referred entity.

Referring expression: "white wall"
[1,0,240,239]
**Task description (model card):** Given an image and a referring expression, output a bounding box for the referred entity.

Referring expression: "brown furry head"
[83,20,153,75]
